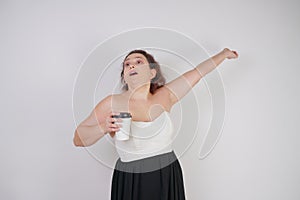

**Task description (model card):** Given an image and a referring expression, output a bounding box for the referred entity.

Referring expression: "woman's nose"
[130,65,135,69]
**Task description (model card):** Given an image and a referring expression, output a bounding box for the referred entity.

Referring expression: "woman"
[73,48,238,199]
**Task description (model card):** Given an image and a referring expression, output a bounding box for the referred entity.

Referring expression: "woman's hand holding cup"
[111,112,132,140]
[102,111,123,134]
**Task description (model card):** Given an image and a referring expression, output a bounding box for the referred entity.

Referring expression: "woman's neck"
[127,84,152,100]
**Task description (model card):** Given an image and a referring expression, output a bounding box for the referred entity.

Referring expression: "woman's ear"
[150,68,157,80]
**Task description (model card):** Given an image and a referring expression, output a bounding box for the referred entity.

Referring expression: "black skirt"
[111,150,186,200]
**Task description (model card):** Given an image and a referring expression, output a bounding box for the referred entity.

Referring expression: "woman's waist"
[114,149,177,173]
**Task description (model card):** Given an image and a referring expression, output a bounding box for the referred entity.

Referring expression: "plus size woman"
[73,48,238,200]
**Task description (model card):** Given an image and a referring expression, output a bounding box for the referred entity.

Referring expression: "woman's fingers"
[223,48,239,59]
[232,50,238,57]
[105,111,122,132]
[228,50,239,59]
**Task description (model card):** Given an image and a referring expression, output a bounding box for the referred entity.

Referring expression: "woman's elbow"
[73,130,85,147]
[73,138,83,147]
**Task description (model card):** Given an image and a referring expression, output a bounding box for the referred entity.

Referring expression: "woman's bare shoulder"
[96,93,123,103]
[96,93,123,109]
[95,93,127,111]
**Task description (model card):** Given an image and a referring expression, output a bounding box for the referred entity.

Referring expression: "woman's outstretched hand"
[223,48,239,59]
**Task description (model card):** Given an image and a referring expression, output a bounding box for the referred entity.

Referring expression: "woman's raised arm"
[164,48,238,105]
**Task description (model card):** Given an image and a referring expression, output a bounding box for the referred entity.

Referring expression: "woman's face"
[123,53,156,88]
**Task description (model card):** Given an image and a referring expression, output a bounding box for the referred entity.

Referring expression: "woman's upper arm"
[79,95,112,127]
[163,68,202,105]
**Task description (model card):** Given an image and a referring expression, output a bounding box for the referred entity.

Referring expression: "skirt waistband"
[114,150,178,173]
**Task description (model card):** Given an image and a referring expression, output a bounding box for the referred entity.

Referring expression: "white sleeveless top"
[113,111,174,162]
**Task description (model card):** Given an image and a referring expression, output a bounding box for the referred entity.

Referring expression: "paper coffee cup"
[112,112,132,140]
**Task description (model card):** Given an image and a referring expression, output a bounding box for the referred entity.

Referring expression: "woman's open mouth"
[129,71,138,76]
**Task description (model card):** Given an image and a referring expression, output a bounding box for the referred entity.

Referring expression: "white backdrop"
[1,0,299,200]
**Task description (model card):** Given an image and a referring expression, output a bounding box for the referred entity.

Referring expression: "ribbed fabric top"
[114,111,174,162]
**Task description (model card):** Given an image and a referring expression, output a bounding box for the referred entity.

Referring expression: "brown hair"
[120,49,166,94]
